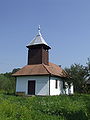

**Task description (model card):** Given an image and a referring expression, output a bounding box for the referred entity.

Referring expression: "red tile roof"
[12,62,69,78]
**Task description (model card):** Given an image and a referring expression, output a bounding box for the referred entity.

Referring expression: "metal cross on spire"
[38,25,41,36]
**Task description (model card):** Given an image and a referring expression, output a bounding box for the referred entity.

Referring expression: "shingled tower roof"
[27,25,50,49]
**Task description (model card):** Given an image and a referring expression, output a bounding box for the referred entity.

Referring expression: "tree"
[0,68,20,94]
[12,68,20,74]
[65,63,88,93]
[86,58,90,79]
[85,58,90,93]
[0,72,15,94]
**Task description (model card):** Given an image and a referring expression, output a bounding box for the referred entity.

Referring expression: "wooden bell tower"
[26,26,51,65]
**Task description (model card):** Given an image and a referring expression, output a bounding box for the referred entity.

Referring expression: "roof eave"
[12,74,50,77]
[26,44,51,49]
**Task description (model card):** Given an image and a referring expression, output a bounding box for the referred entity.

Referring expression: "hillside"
[0,94,90,120]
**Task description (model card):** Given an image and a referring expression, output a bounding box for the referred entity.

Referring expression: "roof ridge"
[42,63,51,75]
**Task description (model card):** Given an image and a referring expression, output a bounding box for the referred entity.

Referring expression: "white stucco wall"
[16,76,49,95]
[16,76,74,96]
[50,77,63,95]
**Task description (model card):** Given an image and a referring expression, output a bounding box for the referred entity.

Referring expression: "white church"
[13,26,73,96]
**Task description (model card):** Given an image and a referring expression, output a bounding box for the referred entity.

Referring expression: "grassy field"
[0,94,90,120]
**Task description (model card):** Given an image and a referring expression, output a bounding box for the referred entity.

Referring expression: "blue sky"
[0,0,90,73]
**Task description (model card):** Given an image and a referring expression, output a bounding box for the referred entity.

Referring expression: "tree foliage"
[0,72,15,94]
[86,58,90,79]
[0,68,20,94]
[12,68,20,74]
[65,58,90,93]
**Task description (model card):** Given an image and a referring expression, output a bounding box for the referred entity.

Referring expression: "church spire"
[38,25,41,36]
[27,26,50,49]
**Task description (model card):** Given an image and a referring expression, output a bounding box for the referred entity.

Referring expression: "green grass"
[0,94,90,120]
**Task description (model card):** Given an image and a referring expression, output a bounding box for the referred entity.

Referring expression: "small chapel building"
[13,26,73,96]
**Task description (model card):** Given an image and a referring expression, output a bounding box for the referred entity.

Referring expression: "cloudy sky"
[0,0,90,73]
